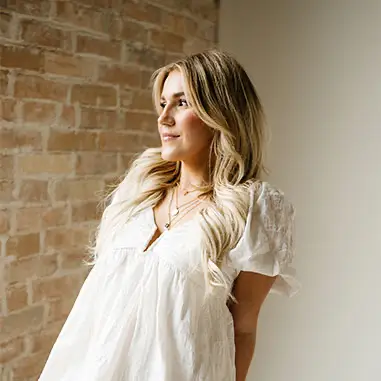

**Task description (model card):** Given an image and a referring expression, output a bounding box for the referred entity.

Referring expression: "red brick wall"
[0,1,219,379]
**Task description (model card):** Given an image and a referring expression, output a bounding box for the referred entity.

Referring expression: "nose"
[158,105,175,126]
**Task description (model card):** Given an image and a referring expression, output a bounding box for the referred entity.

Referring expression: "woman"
[39,50,299,381]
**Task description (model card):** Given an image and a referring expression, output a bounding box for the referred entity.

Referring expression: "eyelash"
[160,99,188,108]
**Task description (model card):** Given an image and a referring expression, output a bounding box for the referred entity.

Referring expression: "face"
[158,70,214,165]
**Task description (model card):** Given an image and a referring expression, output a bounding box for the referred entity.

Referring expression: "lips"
[162,133,180,141]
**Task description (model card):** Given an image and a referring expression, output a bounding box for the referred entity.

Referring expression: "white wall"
[220,1,381,380]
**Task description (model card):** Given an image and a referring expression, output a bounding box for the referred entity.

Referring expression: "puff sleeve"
[228,182,300,297]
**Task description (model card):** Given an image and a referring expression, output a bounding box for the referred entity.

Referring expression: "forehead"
[160,70,185,98]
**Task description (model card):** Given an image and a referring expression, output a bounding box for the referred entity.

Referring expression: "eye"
[159,102,166,109]
[179,99,188,107]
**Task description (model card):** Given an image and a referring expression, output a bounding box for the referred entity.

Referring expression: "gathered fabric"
[39,182,299,381]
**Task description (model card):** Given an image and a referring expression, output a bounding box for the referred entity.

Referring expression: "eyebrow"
[160,92,185,100]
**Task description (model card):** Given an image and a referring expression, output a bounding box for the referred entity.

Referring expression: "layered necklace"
[164,183,203,230]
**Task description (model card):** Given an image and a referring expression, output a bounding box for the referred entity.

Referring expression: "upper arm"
[227,182,299,300]
[230,271,276,334]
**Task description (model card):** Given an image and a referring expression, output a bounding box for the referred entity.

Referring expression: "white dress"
[39,181,299,381]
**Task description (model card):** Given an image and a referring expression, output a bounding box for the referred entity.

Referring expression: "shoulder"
[241,180,295,261]
[227,181,298,295]
[248,181,294,217]
[108,174,129,206]
[249,180,287,198]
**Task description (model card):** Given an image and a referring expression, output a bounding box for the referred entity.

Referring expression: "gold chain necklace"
[169,200,202,229]
[164,186,201,230]
[177,181,199,196]
[179,187,198,196]
[171,184,200,217]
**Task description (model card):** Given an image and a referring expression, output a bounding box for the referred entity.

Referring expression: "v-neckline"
[142,206,199,253]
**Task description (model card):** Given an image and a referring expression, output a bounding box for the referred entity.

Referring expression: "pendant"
[164,222,170,230]
[171,208,179,217]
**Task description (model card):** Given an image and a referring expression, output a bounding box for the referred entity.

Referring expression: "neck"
[178,161,209,190]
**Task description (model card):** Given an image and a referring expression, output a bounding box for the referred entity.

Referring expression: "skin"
[158,70,214,189]
[154,70,276,381]
[230,272,276,381]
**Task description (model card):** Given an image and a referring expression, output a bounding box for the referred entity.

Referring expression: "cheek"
[180,110,202,126]
[180,112,213,144]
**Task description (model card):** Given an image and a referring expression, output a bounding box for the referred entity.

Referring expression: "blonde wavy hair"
[89,49,267,295]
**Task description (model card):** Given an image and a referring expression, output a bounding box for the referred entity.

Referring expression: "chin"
[161,151,180,162]
[160,146,183,162]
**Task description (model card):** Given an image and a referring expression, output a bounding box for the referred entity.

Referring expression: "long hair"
[88,49,267,296]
